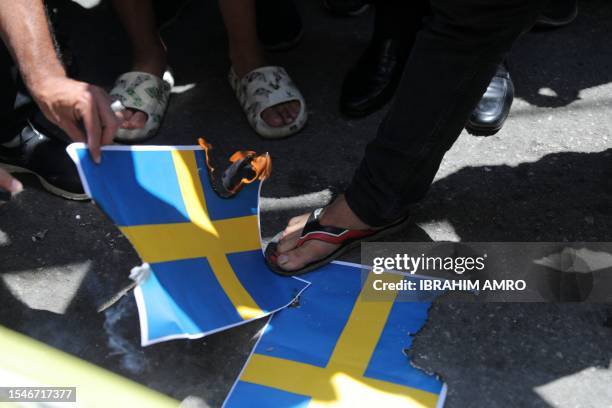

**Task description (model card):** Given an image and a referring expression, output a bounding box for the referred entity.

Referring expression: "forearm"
[0,0,66,94]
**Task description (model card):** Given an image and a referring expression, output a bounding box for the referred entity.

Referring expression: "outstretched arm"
[0,0,120,162]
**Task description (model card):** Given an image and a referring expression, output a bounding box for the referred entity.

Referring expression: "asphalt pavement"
[1,1,612,407]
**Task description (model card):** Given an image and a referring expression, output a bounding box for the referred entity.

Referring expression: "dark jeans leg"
[345,0,547,226]
[0,44,17,143]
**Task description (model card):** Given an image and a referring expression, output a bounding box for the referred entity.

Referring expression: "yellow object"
[0,326,179,408]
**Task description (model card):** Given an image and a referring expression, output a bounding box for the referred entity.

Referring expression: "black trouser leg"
[0,44,17,143]
[372,0,430,45]
[345,0,547,226]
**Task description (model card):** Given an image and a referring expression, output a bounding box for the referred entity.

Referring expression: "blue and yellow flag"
[68,144,309,345]
[224,261,446,408]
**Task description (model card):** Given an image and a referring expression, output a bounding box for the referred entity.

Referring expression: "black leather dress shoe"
[0,123,86,200]
[466,64,514,136]
[340,38,408,118]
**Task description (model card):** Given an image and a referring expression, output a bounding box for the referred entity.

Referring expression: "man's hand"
[0,169,23,196]
[32,76,122,163]
[1,1,124,163]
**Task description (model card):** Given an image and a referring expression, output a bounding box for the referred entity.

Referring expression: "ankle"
[320,196,371,230]
[132,40,167,77]
[229,47,266,78]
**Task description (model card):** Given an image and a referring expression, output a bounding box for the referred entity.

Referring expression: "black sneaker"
[0,123,87,200]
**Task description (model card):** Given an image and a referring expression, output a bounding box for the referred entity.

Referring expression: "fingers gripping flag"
[68,144,309,345]
[224,262,447,408]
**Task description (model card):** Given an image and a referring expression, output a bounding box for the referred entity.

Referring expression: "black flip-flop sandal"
[264,207,409,276]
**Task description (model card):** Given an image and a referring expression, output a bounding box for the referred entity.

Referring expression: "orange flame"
[198,138,272,194]
[228,150,272,185]
[198,137,215,173]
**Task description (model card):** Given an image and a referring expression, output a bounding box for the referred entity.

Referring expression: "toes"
[276,241,336,271]
[278,213,312,252]
[129,112,148,129]
[288,101,301,118]
[120,110,133,128]
[279,105,294,125]
[261,108,284,127]
[122,110,134,121]
[277,231,300,253]
[261,102,301,128]
[121,110,148,130]
[275,247,308,271]
[271,209,341,272]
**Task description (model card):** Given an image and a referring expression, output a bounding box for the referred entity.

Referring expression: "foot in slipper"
[232,55,302,129]
[228,49,308,138]
[110,33,172,144]
[122,42,168,130]
[120,70,165,131]
[265,196,408,275]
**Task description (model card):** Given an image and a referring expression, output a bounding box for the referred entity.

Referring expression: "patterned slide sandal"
[229,66,308,139]
[264,208,410,276]
[110,70,174,144]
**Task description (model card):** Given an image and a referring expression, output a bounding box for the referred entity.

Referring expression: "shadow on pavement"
[415,149,612,241]
[410,149,612,407]
[505,0,612,108]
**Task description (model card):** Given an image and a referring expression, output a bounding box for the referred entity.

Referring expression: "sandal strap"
[296,208,376,247]
[231,66,302,110]
[111,71,171,113]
